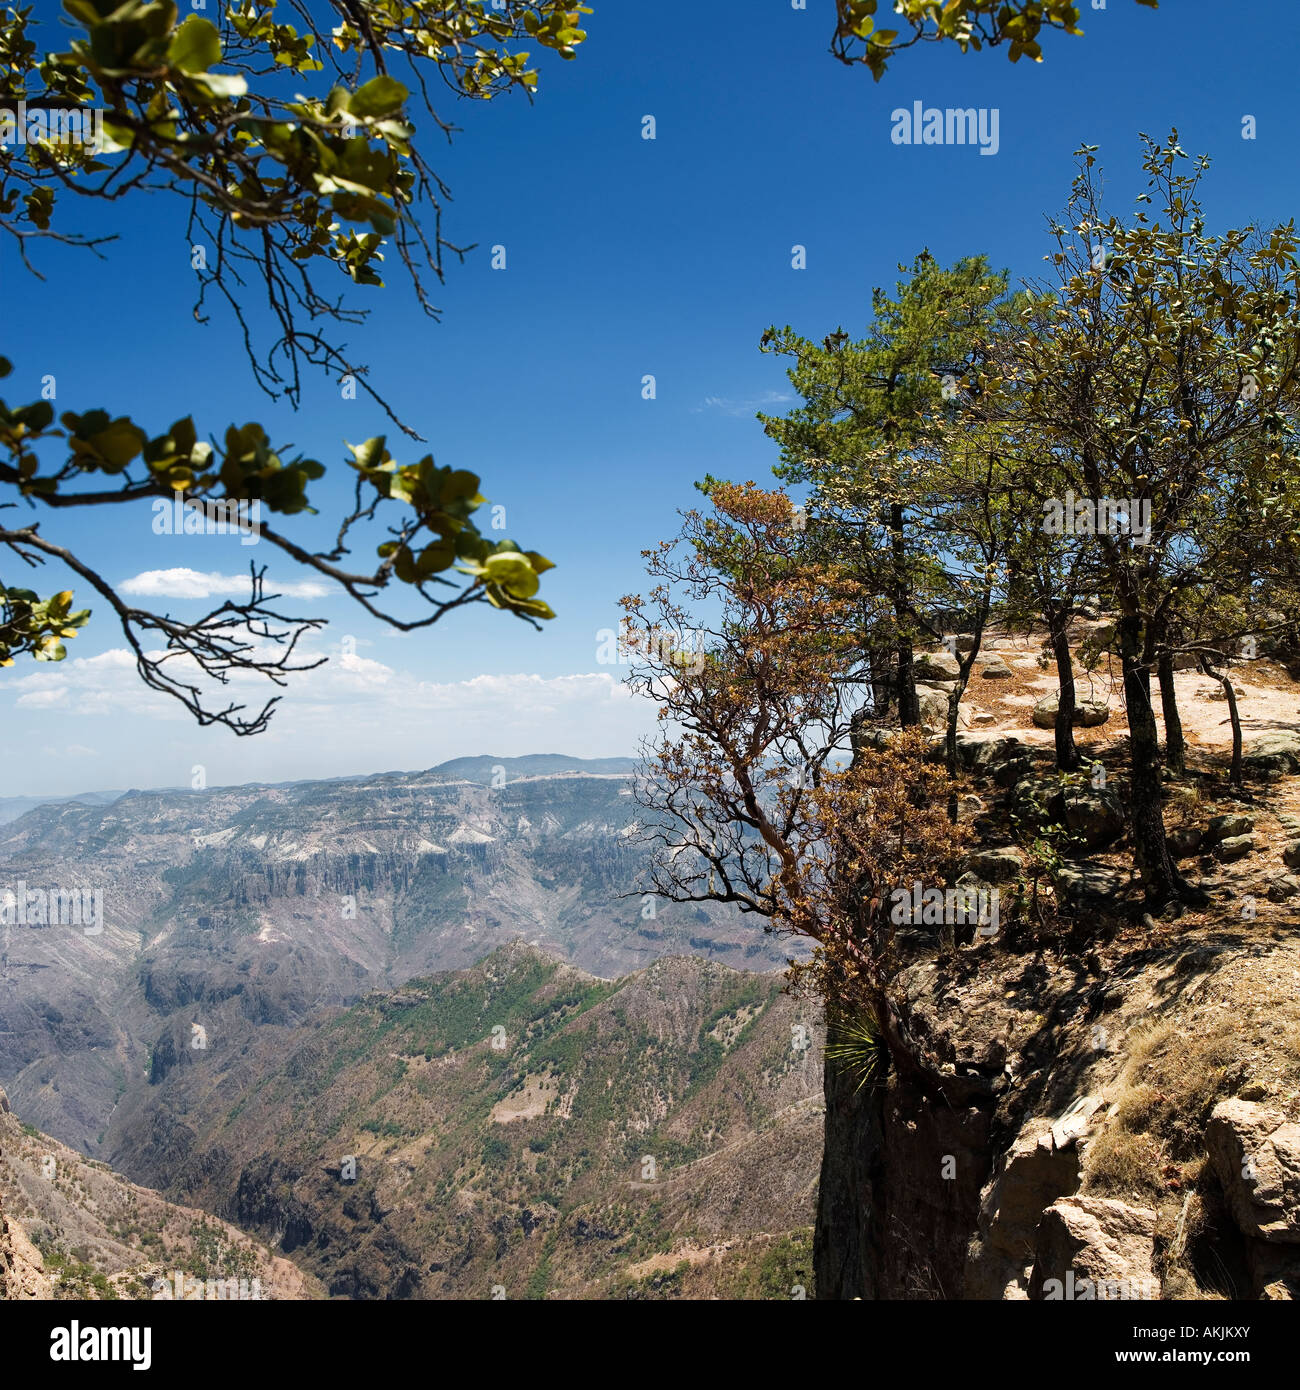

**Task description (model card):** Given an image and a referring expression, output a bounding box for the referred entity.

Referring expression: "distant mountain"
[108,944,821,1299]
[0,790,125,828]
[0,757,793,1153]
[427,754,639,783]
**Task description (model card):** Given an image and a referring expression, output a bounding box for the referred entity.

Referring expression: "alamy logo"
[889,880,999,936]
[1042,1269,1158,1301]
[596,619,706,673]
[1042,491,1152,545]
[152,492,262,546]
[49,1323,151,1370]
[890,101,1000,156]
[0,102,105,152]
[151,1271,265,1300]
[0,882,103,935]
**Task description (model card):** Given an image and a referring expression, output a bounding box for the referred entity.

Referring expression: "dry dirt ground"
[967,630,1298,758]
[946,626,1300,930]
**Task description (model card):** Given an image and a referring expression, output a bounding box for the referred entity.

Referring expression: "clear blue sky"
[3,0,1296,795]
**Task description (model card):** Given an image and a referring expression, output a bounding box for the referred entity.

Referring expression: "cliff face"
[0,1201,52,1300]
[816,924,1300,1300]
[0,1091,52,1300]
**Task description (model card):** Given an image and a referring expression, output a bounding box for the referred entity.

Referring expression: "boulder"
[1010,772,1063,818]
[1267,874,1300,904]
[1244,732,1300,776]
[1029,1196,1160,1301]
[993,755,1036,788]
[914,681,952,729]
[955,733,1026,773]
[965,1125,1081,1300]
[1054,862,1127,901]
[964,848,1025,883]
[914,651,961,683]
[1060,789,1126,849]
[1032,694,1110,729]
[1214,834,1255,863]
[1077,620,1117,649]
[1206,1100,1300,1243]
[1166,826,1203,860]
[981,659,1013,679]
[1204,813,1255,847]
[1282,841,1300,871]
[1050,1095,1106,1151]
[854,727,897,755]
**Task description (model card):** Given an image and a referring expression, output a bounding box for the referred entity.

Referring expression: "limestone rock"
[965,1125,1080,1299]
[1213,834,1255,863]
[1206,1100,1300,1243]
[1204,813,1255,847]
[1029,1196,1160,1300]
[1054,862,1126,901]
[1060,789,1126,849]
[1032,694,1110,729]
[914,651,961,683]
[1166,826,1203,859]
[964,848,1025,883]
[1244,732,1300,776]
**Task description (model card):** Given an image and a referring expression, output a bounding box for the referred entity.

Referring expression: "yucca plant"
[824,1009,889,1093]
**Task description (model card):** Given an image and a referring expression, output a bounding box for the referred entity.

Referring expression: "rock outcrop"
[0,1088,52,1299]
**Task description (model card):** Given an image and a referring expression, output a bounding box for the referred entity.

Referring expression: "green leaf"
[168,15,221,73]
[482,551,540,599]
[183,72,249,101]
[349,76,409,119]
[440,469,481,505]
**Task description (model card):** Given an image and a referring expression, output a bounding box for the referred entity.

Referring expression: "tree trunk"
[1050,614,1079,772]
[869,645,892,718]
[1201,661,1243,788]
[1158,649,1186,773]
[1120,614,1178,904]
[814,1052,884,1299]
[1224,675,1243,789]
[890,503,919,727]
[897,640,919,726]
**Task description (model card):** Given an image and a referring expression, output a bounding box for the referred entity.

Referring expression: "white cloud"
[16,687,69,709]
[119,568,331,601]
[694,389,793,417]
[4,647,658,792]
[38,743,98,759]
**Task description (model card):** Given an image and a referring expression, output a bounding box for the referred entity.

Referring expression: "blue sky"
[4,0,1297,795]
